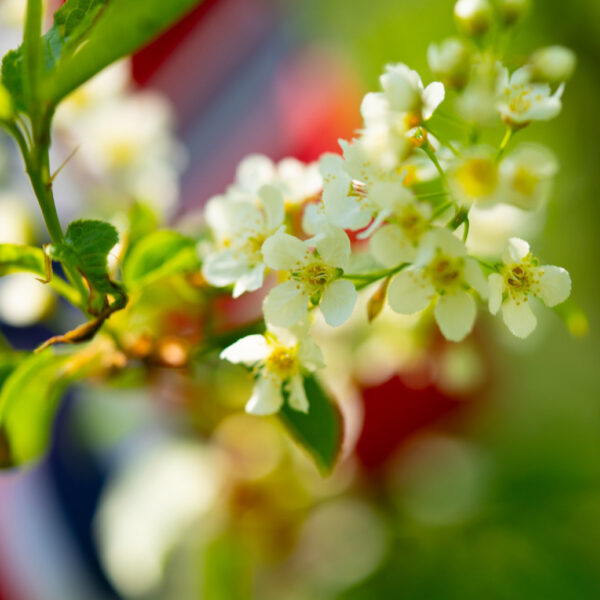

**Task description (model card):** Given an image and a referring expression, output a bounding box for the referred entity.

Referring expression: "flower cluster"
[201,0,574,416]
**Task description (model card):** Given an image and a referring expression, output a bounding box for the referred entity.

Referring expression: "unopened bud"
[497,0,529,27]
[454,0,493,37]
[427,38,472,89]
[529,46,576,84]
[367,278,390,323]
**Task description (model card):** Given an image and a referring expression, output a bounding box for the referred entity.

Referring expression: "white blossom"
[497,66,564,127]
[387,228,488,341]
[488,237,571,337]
[202,185,285,298]
[220,322,325,415]
[449,146,499,206]
[262,224,357,328]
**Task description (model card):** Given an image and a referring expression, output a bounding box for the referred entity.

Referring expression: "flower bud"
[497,0,529,27]
[454,0,493,37]
[529,46,576,84]
[427,38,472,89]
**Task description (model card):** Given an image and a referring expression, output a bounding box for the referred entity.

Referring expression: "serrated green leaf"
[0,350,70,464]
[43,0,202,104]
[124,230,199,289]
[280,374,343,474]
[52,219,119,296]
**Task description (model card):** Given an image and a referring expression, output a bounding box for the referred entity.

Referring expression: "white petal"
[262,280,308,327]
[434,291,476,342]
[505,237,530,263]
[232,263,266,298]
[235,154,275,193]
[322,179,370,231]
[369,181,414,212]
[380,63,421,112]
[388,269,435,314]
[537,265,571,307]
[510,67,531,86]
[314,224,351,267]
[297,337,326,370]
[528,98,562,121]
[502,297,537,338]
[302,202,327,236]
[370,224,416,267]
[287,375,309,413]
[220,334,269,365]
[464,258,488,298]
[202,250,248,287]
[262,230,309,271]
[259,184,284,231]
[319,279,358,327]
[360,92,388,123]
[488,273,504,315]
[422,81,445,120]
[246,374,283,415]
[418,228,466,263]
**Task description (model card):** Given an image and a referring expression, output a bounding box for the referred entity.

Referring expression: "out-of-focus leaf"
[280,374,343,474]
[43,0,202,104]
[124,230,199,289]
[203,534,253,600]
[0,350,70,464]
[0,243,45,277]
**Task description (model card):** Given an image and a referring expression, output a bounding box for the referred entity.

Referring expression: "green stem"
[447,206,470,231]
[496,127,513,161]
[415,191,451,201]
[423,124,460,156]
[421,142,450,191]
[342,262,410,290]
[430,200,456,220]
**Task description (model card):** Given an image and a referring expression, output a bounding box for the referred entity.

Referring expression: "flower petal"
[370,224,416,267]
[319,279,358,326]
[220,334,269,365]
[464,257,488,298]
[262,230,309,271]
[287,374,309,413]
[259,184,285,231]
[422,81,445,120]
[202,250,248,287]
[387,268,434,314]
[235,154,275,193]
[297,337,326,370]
[537,265,571,307]
[314,224,352,267]
[502,297,537,338]
[505,237,530,263]
[434,290,476,342]
[246,374,283,415]
[488,273,504,315]
[262,280,308,327]
[232,263,266,298]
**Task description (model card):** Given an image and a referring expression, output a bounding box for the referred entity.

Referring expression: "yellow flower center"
[266,345,298,378]
[293,261,337,294]
[507,85,533,115]
[397,205,428,243]
[502,256,543,303]
[455,157,498,199]
[512,166,538,197]
[428,253,464,291]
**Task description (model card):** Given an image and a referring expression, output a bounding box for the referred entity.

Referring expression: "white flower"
[529,46,576,84]
[427,38,472,89]
[262,224,357,328]
[202,184,285,297]
[454,0,493,36]
[498,144,558,210]
[488,237,571,338]
[496,66,564,127]
[220,322,325,415]
[229,154,321,206]
[387,228,488,341]
[380,63,445,122]
[449,146,499,206]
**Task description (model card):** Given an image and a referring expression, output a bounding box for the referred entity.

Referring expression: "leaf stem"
[496,127,513,161]
[421,142,450,191]
[342,262,410,290]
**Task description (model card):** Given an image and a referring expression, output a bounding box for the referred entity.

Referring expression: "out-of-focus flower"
[262,224,357,327]
[528,45,577,84]
[0,274,54,326]
[489,237,571,337]
[496,66,564,127]
[388,228,488,341]
[499,144,558,210]
[454,0,493,36]
[449,146,499,206]
[427,38,472,89]
[220,321,325,415]
[497,0,530,27]
[202,185,285,298]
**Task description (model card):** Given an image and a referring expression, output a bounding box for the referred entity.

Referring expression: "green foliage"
[124,230,200,289]
[0,350,70,464]
[1,50,24,111]
[203,534,253,600]
[280,374,343,474]
[0,243,46,277]
[52,219,119,297]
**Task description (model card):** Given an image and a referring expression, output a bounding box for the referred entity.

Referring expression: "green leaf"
[52,219,119,296]
[43,0,202,104]
[1,50,25,111]
[0,350,70,464]
[124,230,199,289]
[0,243,45,277]
[203,534,253,600]
[280,374,343,474]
